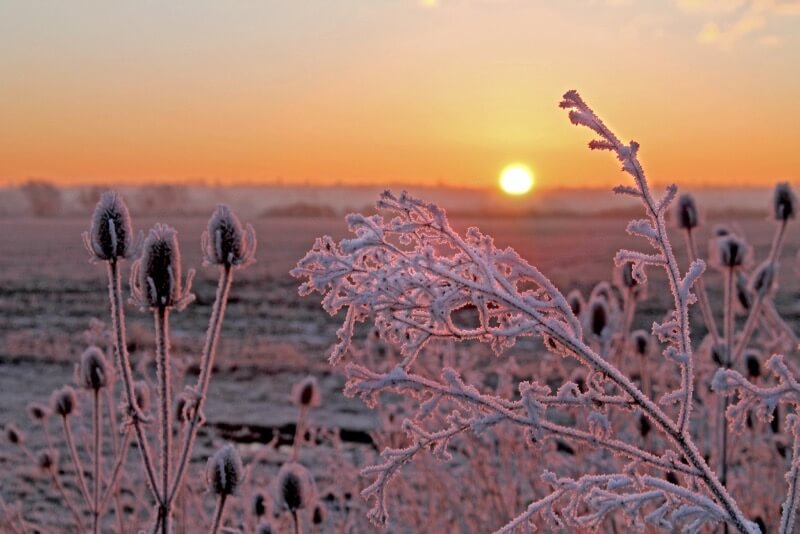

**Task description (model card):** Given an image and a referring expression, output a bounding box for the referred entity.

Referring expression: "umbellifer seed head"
[202,204,257,268]
[130,224,195,310]
[206,443,244,496]
[83,191,134,262]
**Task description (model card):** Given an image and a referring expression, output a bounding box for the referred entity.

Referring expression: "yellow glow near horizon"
[499,164,534,196]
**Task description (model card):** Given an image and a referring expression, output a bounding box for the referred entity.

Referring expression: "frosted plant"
[292,91,789,532]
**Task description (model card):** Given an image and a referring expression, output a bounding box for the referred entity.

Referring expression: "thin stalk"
[168,266,233,506]
[93,389,102,534]
[292,510,302,534]
[99,428,133,512]
[293,407,308,462]
[155,305,172,534]
[210,494,228,534]
[106,260,161,502]
[47,466,84,532]
[61,415,92,508]
[780,425,800,534]
[685,230,721,347]
[719,267,735,489]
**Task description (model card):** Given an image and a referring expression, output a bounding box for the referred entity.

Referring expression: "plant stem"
[293,407,307,462]
[684,230,721,347]
[168,266,233,506]
[93,389,102,534]
[210,494,227,534]
[293,510,302,534]
[99,428,132,512]
[154,305,172,534]
[106,259,161,502]
[719,267,735,490]
[61,415,92,508]
[47,465,84,532]
[780,423,800,534]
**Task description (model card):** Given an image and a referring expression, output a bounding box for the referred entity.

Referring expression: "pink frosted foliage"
[289,91,800,533]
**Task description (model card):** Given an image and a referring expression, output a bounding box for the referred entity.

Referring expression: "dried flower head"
[711,234,749,269]
[51,386,77,417]
[292,376,321,409]
[631,330,650,357]
[773,182,796,221]
[749,260,777,298]
[255,521,274,534]
[78,346,112,390]
[134,380,150,413]
[713,224,732,238]
[745,351,761,378]
[37,450,58,471]
[5,424,24,446]
[586,297,610,339]
[206,443,244,496]
[275,462,317,512]
[566,289,584,317]
[130,224,195,310]
[27,402,50,422]
[674,193,699,230]
[312,504,326,525]
[252,492,268,518]
[735,271,753,312]
[202,204,257,268]
[83,191,134,261]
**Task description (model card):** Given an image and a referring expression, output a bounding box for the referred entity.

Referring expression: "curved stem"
[168,266,233,506]
[47,466,85,532]
[61,415,92,508]
[106,260,161,502]
[154,306,172,534]
[99,428,132,512]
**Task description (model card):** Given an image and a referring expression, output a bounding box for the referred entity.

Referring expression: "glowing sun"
[499,164,535,196]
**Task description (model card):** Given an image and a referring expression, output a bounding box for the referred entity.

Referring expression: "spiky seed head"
[37,450,58,471]
[735,271,753,312]
[566,289,584,317]
[711,234,749,269]
[202,204,257,268]
[51,386,77,417]
[78,346,112,390]
[5,424,24,446]
[84,191,134,261]
[130,224,195,310]
[773,182,796,221]
[275,462,317,512]
[619,261,637,289]
[638,414,651,438]
[587,298,609,339]
[312,504,325,525]
[255,521,274,534]
[252,492,268,518]
[134,381,150,413]
[27,402,50,422]
[749,260,777,298]
[292,376,321,409]
[206,444,244,496]
[745,352,761,378]
[631,330,649,356]
[675,193,699,230]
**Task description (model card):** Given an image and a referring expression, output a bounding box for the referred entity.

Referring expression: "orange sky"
[0,1,798,190]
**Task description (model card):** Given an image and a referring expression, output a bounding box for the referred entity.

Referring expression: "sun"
[499,164,535,196]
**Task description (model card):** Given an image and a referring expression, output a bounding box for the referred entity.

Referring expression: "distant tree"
[21,179,62,217]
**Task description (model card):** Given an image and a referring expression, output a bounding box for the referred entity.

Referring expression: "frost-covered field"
[1,208,798,532]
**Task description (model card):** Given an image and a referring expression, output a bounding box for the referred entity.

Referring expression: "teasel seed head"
[275,462,317,512]
[773,182,796,221]
[586,297,610,339]
[735,271,753,312]
[292,376,321,409]
[83,191,135,262]
[252,492,268,518]
[675,193,699,230]
[749,260,777,298]
[78,346,112,391]
[130,224,195,311]
[745,351,761,378]
[37,450,58,472]
[566,289,584,317]
[206,443,244,496]
[631,330,650,357]
[5,424,24,446]
[27,403,50,422]
[51,386,77,417]
[255,521,274,534]
[202,204,257,269]
[711,233,749,269]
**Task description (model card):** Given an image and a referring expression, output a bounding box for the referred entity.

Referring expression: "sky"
[0,0,798,191]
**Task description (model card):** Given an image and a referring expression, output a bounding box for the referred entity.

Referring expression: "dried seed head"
[713,224,732,238]
[587,298,609,339]
[83,191,134,261]
[275,462,317,512]
[206,444,244,496]
[78,346,112,390]
[130,224,195,310]
[134,381,150,413]
[638,413,651,438]
[745,352,761,378]
[749,260,777,298]
[711,234,749,269]
[37,450,58,471]
[312,504,325,525]
[631,330,650,356]
[5,424,24,446]
[675,193,699,230]
[773,182,796,221]
[292,376,321,409]
[252,492,268,518]
[51,386,77,417]
[27,402,50,422]
[566,289,584,317]
[735,271,753,312]
[202,204,257,268]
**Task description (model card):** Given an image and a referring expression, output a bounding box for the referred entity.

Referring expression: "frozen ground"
[1,211,798,531]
